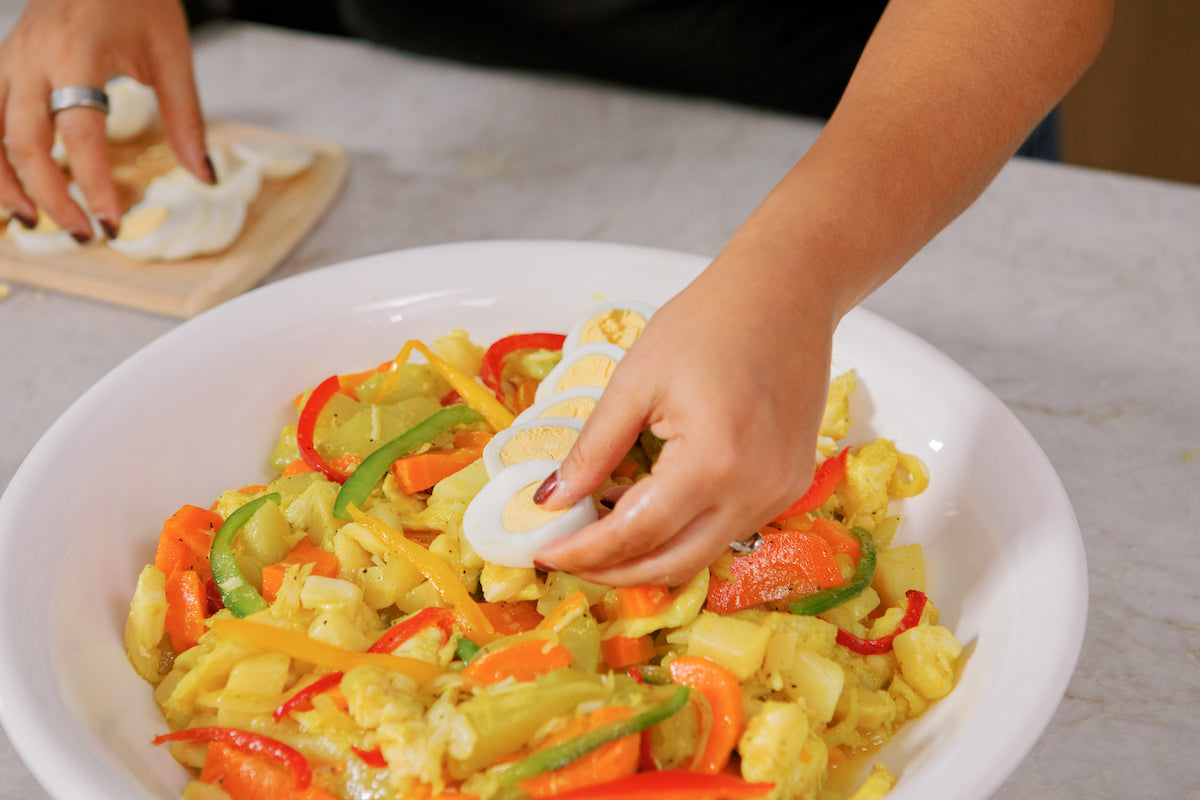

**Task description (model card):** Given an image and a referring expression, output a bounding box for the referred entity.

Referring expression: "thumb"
[534,375,651,510]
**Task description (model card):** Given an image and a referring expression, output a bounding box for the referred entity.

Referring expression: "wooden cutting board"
[0,121,347,318]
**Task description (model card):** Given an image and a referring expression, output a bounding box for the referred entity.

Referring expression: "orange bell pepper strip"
[518,706,640,797]
[391,445,486,495]
[163,568,208,652]
[612,586,670,619]
[477,600,545,635]
[666,656,744,774]
[460,637,572,684]
[600,636,656,670]
[706,528,844,615]
[155,504,223,581]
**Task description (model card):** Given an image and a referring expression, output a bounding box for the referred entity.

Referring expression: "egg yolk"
[538,396,597,420]
[555,354,618,394]
[501,482,569,532]
[579,309,647,349]
[121,204,169,240]
[500,426,580,468]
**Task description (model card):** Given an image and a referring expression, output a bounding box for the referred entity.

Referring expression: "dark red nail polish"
[97,216,119,240]
[533,470,560,505]
[204,155,218,185]
[70,229,92,245]
[533,559,557,572]
[12,211,36,229]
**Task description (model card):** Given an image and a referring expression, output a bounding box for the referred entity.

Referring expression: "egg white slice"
[482,416,585,478]
[463,459,599,568]
[534,341,626,402]
[562,300,657,354]
[105,77,157,142]
[231,138,316,180]
[108,194,208,261]
[187,198,248,258]
[145,148,263,205]
[7,184,103,256]
[513,385,604,425]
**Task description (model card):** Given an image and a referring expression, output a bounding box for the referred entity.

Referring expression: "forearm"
[718,0,1113,317]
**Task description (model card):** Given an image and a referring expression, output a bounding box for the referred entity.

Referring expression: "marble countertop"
[2,14,1198,800]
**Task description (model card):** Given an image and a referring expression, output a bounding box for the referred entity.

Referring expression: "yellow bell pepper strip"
[210,618,444,683]
[374,339,515,431]
[151,726,312,790]
[545,770,775,800]
[788,527,877,616]
[296,375,351,484]
[272,671,344,722]
[332,405,483,519]
[500,687,690,787]
[209,493,280,618]
[835,589,929,655]
[773,446,850,522]
[346,505,499,643]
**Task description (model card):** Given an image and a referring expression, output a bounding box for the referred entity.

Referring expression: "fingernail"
[533,559,558,572]
[12,211,37,230]
[204,155,218,185]
[70,229,92,245]
[533,470,560,505]
[97,216,119,240]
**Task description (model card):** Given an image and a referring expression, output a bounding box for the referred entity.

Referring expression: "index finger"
[146,36,211,183]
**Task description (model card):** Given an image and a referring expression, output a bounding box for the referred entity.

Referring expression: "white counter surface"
[1,16,1198,800]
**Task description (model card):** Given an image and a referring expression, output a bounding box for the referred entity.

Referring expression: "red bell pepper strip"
[367,607,456,654]
[296,374,349,484]
[351,744,388,768]
[544,770,774,800]
[479,332,566,396]
[835,589,929,655]
[272,671,344,722]
[773,447,850,522]
[152,726,312,789]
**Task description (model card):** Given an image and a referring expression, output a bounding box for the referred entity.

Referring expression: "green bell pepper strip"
[455,636,481,663]
[500,686,690,786]
[789,526,876,616]
[332,405,484,519]
[210,493,280,618]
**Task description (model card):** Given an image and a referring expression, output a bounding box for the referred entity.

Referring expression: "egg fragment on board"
[462,459,599,567]
[146,146,263,205]
[6,184,103,256]
[562,300,657,354]
[107,194,209,261]
[482,416,585,478]
[104,77,158,143]
[513,385,604,425]
[534,341,626,402]
[231,138,316,180]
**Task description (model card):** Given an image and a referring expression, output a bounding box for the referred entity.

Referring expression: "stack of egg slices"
[462,301,658,567]
[6,76,316,261]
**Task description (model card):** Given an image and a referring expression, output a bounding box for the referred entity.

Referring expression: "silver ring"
[49,86,110,116]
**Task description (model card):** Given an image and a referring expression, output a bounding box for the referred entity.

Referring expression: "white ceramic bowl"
[0,240,1086,799]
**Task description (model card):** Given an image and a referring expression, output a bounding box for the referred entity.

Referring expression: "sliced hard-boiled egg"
[7,184,102,256]
[186,198,248,257]
[514,385,604,425]
[462,459,599,567]
[231,138,316,180]
[145,146,263,205]
[105,77,157,142]
[482,416,585,478]
[534,341,625,402]
[562,300,657,354]
[108,194,208,261]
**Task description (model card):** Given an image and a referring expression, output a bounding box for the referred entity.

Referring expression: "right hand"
[0,0,210,240]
